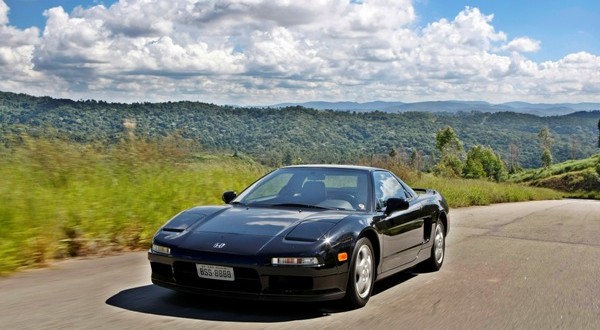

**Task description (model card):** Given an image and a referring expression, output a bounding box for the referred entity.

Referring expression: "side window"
[374,171,406,209]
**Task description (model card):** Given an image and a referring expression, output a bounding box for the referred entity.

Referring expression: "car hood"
[173,206,351,255]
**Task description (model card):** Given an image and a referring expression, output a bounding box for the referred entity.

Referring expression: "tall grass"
[362,156,563,208]
[510,154,600,183]
[0,135,266,275]
[408,175,563,208]
[0,140,564,275]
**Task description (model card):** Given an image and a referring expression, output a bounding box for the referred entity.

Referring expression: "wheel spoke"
[434,225,444,263]
[354,244,373,298]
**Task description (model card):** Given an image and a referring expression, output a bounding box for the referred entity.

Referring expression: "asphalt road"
[1,199,599,330]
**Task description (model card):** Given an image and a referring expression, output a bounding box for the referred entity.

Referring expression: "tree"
[569,136,580,160]
[434,126,464,177]
[538,127,553,150]
[462,145,507,182]
[434,154,463,177]
[283,152,293,166]
[541,148,553,168]
[538,127,553,168]
[436,126,464,157]
[462,155,486,179]
[410,148,424,172]
[597,119,600,148]
[508,142,521,173]
[388,147,397,158]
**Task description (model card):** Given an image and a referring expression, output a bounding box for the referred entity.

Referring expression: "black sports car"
[148,165,449,307]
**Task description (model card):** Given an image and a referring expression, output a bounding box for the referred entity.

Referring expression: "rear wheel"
[421,219,445,272]
[344,237,375,308]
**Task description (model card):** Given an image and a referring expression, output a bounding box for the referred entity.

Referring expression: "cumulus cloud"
[0,0,8,26]
[0,0,50,94]
[422,7,506,51]
[0,0,598,103]
[502,37,541,53]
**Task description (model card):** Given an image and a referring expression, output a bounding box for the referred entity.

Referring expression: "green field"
[509,154,600,199]
[0,137,563,275]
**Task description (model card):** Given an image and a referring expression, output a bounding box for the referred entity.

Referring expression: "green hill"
[510,154,600,198]
[1,91,599,168]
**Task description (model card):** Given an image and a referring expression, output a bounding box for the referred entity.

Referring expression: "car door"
[372,171,426,272]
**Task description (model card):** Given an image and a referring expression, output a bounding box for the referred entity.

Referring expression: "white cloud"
[0,0,598,103]
[502,37,541,53]
[0,0,49,94]
[0,0,8,26]
[422,7,506,51]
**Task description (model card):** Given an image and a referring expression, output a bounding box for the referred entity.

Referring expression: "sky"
[0,0,599,105]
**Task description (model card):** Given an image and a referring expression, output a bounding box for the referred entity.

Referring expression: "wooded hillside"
[1,91,598,168]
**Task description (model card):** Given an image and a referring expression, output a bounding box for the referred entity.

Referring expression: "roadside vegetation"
[0,134,566,275]
[509,154,600,199]
[363,157,562,208]
[0,93,598,275]
[0,135,265,275]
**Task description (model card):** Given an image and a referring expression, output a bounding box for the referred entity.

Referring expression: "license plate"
[195,263,235,281]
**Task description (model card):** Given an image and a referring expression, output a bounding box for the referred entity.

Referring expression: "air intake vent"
[162,228,184,233]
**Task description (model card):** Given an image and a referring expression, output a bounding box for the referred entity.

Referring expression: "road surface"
[1,199,599,329]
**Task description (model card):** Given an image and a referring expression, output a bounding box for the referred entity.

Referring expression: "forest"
[1,91,598,168]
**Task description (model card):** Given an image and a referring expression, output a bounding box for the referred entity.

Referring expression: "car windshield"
[236,168,370,211]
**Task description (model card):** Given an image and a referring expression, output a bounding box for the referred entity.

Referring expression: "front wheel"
[421,219,445,272]
[344,237,375,308]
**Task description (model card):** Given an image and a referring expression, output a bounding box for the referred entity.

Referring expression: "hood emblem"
[213,242,226,249]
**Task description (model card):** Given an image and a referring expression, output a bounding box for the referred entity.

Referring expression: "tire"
[344,237,375,308]
[421,219,445,272]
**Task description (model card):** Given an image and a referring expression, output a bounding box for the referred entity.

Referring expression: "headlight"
[151,244,171,255]
[271,257,320,266]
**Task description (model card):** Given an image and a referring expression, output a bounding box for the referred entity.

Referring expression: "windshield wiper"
[271,203,332,210]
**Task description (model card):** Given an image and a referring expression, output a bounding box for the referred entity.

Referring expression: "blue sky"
[5,0,116,27]
[414,0,600,62]
[4,0,117,30]
[0,0,599,104]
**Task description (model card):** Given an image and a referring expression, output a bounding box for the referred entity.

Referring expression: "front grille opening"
[267,275,313,293]
[151,262,173,279]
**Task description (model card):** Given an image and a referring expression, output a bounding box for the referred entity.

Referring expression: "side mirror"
[384,198,409,216]
[222,191,237,204]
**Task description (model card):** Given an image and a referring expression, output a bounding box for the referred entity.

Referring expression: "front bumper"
[148,251,348,302]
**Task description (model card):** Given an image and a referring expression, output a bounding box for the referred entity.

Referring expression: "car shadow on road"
[106,271,416,322]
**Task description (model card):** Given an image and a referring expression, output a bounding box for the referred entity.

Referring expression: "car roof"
[282,164,384,172]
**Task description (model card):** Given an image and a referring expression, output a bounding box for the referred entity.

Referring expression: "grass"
[364,157,563,208]
[408,174,562,208]
[0,138,564,275]
[510,154,600,183]
[508,154,600,198]
[0,136,266,275]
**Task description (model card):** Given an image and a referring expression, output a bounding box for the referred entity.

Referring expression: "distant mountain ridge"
[273,101,600,116]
